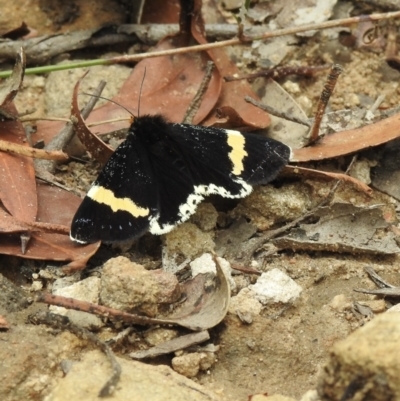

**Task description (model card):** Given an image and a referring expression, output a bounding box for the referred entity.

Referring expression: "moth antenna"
[81,92,134,120]
[138,67,147,117]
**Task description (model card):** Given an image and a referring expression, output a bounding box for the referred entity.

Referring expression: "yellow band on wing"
[226,130,248,176]
[88,185,150,217]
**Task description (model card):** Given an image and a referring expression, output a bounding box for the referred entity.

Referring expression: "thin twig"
[364,266,396,288]
[35,292,174,327]
[182,61,215,124]
[29,311,121,397]
[307,64,343,145]
[3,217,70,236]
[130,331,210,359]
[224,64,330,82]
[24,221,70,235]
[245,96,311,127]
[19,116,71,123]
[1,11,400,78]
[364,94,385,119]
[0,139,68,160]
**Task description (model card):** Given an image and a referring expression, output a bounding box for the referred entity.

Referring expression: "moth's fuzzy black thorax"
[129,114,170,134]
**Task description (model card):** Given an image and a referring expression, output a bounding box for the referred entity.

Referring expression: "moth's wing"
[148,124,290,234]
[147,135,199,235]
[70,136,158,244]
[239,131,291,185]
[167,124,290,194]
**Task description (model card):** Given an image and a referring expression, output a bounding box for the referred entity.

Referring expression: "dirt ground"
[1,1,400,401]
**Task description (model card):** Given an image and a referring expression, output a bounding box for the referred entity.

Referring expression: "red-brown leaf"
[0,103,37,222]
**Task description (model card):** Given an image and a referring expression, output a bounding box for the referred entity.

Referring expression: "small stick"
[225,65,330,82]
[24,221,70,235]
[35,292,174,326]
[130,331,210,359]
[307,64,343,145]
[369,95,385,113]
[29,311,121,397]
[182,61,215,124]
[0,139,68,160]
[230,263,262,275]
[364,266,396,289]
[245,96,311,127]
[19,116,70,123]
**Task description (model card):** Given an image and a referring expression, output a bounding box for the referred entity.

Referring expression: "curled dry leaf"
[71,72,113,164]
[159,254,231,331]
[0,47,25,119]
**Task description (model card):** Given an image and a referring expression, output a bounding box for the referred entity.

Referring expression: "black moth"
[70,115,291,244]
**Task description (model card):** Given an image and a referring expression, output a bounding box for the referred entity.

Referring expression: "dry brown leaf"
[0,103,37,223]
[0,208,30,233]
[291,112,400,162]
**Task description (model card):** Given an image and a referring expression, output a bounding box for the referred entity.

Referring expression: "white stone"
[50,276,103,329]
[387,303,400,313]
[249,268,302,304]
